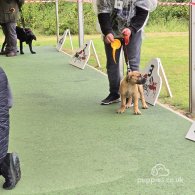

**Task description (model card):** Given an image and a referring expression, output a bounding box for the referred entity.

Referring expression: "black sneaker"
[1,153,21,190]
[101,93,120,105]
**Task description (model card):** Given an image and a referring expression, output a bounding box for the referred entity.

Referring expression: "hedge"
[19,1,189,35]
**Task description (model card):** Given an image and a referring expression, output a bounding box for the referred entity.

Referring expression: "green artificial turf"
[0,46,194,195]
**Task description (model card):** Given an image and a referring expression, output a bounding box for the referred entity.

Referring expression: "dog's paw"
[134,109,141,115]
[126,103,133,108]
[116,108,125,114]
[142,104,148,109]
[32,51,36,54]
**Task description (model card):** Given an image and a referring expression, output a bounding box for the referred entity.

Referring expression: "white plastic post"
[78,0,84,47]
[159,63,172,98]
[91,41,101,68]
[55,0,59,43]
[190,0,195,114]
[56,29,73,52]
[119,49,124,78]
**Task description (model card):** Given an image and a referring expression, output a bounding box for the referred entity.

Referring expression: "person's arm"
[129,0,158,33]
[129,6,149,34]
[96,0,113,36]
[98,13,114,36]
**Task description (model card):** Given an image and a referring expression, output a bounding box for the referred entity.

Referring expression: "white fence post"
[78,0,84,47]
[55,0,59,43]
[190,0,195,114]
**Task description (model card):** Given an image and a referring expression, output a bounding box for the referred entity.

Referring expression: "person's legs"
[0,153,21,190]
[1,23,17,56]
[101,40,122,105]
[125,30,142,71]
[0,67,21,190]
[0,157,5,175]
[0,67,10,163]
[1,24,8,54]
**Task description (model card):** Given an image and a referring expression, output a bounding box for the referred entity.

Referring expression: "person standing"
[95,0,157,105]
[0,67,21,190]
[0,0,25,57]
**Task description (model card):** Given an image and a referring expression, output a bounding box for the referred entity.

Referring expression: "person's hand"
[122,28,131,45]
[104,33,115,44]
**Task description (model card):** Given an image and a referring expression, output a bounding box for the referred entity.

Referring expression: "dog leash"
[122,37,132,74]
[19,7,26,29]
[122,37,148,81]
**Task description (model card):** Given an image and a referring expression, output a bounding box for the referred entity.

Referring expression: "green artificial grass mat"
[0,46,194,195]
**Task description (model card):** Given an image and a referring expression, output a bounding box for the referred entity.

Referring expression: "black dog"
[1,26,36,54]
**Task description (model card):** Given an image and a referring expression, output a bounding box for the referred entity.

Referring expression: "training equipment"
[111,39,121,64]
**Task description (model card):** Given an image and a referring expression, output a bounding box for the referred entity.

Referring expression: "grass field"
[0,31,190,114]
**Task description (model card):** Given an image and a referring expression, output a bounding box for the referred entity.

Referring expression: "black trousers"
[1,22,17,53]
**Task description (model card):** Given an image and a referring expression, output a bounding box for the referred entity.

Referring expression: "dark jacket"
[96,0,157,37]
[0,0,24,24]
[0,67,10,163]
